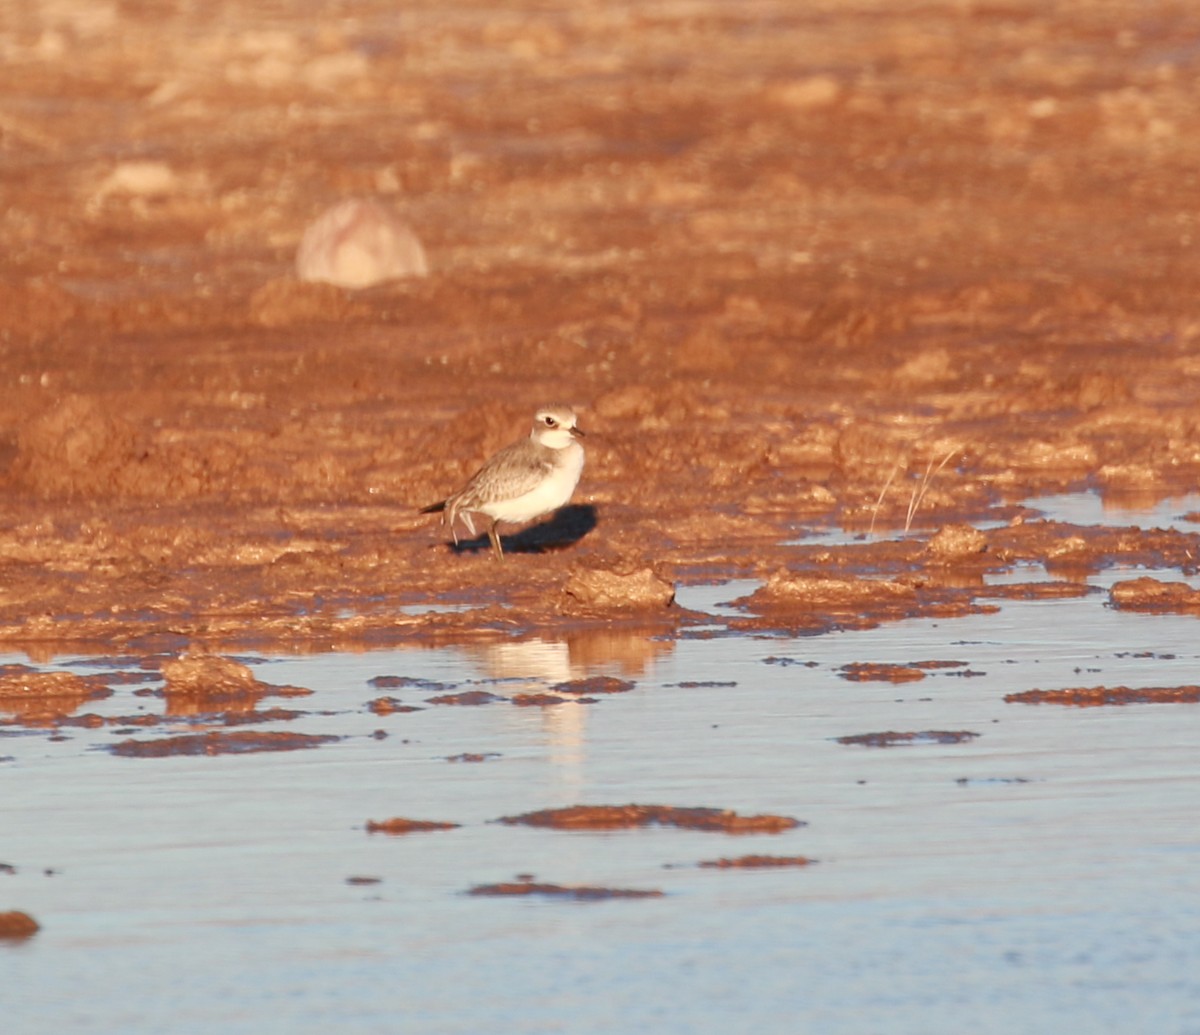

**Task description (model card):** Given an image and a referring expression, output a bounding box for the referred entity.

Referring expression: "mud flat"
[4,3,1200,1035]
[3,0,1200,649]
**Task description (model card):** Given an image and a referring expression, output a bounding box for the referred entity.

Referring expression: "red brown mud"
[510,692,581,707]
[1006,685,1200,707]
[562,567,676,612]
[365,817,460,835]
[3,2,1200,650]
[446,752,500,763]
[552,676,636,695]
[468,877,663,901]
[216,707,306,726]
[837,730,981,747]
[0,666,112,724]
[1109,577,1200,614]
[425,690,504,706]
[109,730,339,757]
[367,697,422,716]
[723,520,1200,633]
[979,582,1094,601]
[0,911,40,940]
[499,805,803,834]
[839,663,926,684]
[924,525,989,563]
[697,856,815,869]
[368,676,450,692]
[157,651,312,718]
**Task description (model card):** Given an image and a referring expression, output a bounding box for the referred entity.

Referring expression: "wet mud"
[696,856,816,870]
[425,690,503,706]
[838,663,928,684]
[498,805,803,834]
[367,697,422,716]
[468,878,664,901]
[0,666,112,723]
[552,675,636,695]
[1005,685,1200,707]
[366,817,461,835]
[1109,577,1200,614]
[836,730,981,747]
[0,910,40,940]
[510,691,590,707]
[108,730,339,757]
[2,1,1200,654]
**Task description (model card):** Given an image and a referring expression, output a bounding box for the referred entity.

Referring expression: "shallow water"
[1025,490,1200,532]
[5,499,1200,1033]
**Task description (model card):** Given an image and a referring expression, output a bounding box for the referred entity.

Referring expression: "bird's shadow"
[449,504,598,556]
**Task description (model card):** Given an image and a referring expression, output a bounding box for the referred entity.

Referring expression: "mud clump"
[732,572,936,633]
[746,574,917,610]
[365,817,460,835]
[469,876,663,900]
[368,696,422,715]
[510,692,579,707]
[0,667,113,722]
[837,730,981,747]
[369,676,451,692]
[162,653,296,699]
[159,652,311,718]
[1006,685,1200,707]
[982,582,1093,601]
[562,566,675,611]
[1109,578,1200,614]
[839,663,927,684]
[425,690,504,706]
[109,731,339,757]
[697,855,816,869]
[552,676,636,695]
[0,911,40,940]
[925,524,988,562]
[499,804,803,834]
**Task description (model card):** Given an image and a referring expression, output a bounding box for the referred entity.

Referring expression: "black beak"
[571,425,585,438]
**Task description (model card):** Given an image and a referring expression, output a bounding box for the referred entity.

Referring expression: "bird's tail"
[419,500,446,514]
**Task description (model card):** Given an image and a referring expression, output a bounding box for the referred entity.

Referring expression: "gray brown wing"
[450,441,552,510]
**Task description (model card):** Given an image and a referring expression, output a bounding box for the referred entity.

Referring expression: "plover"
[421,404,585,559]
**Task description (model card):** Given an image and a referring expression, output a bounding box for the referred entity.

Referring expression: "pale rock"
[296,198,428,289]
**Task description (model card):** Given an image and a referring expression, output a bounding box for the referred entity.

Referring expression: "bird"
[420,404,586,559]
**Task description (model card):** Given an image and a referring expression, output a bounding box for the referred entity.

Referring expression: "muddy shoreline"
[3,1,1200,656]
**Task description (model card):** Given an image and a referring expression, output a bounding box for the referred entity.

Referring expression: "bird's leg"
[487,520,504,560]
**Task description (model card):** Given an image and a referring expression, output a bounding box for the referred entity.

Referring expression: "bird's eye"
[544,416,556,426]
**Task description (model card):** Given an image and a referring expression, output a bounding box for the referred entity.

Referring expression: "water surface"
[4,501,1200,1034]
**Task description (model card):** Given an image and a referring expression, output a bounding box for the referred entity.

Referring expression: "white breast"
[479,442,584,525]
